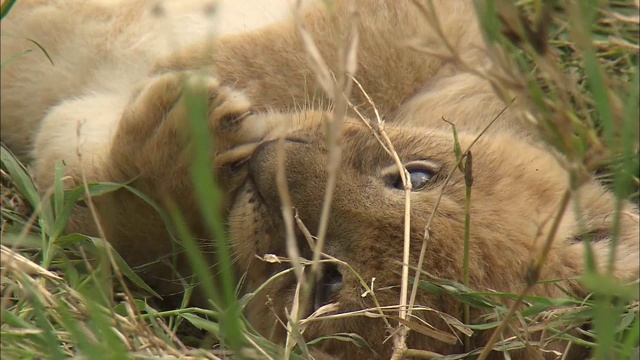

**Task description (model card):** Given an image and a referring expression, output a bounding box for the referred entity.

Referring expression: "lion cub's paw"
[109,71,265,182]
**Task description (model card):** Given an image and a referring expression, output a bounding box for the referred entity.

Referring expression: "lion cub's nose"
[248,136,326,222]
[313,263,343,312]
[247,138,293,205]
[249,137,308,175]
[247,137,311,182]
[248,139,278,179]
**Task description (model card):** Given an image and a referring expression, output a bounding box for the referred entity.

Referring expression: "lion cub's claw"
[109,71,262,183]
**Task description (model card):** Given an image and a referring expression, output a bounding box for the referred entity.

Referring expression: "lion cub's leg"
[60,71,271,294]
[29,69,270,296]
[32,94,128,194]
[105,71,267,193]
[27,93,129,238]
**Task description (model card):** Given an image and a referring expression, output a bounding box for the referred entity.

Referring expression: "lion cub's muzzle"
[246,138,347,310]
[313,263,344,311]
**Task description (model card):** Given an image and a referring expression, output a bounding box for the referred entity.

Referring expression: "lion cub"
[2,0,638,359]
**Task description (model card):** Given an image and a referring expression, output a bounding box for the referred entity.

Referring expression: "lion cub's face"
[215,110,617,356]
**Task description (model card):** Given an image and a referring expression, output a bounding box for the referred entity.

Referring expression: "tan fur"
[1,1,638,359]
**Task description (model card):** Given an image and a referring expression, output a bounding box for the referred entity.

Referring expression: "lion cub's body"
[1,1,638,359]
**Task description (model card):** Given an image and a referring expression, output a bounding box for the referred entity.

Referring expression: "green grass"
[473,1,639,359]
[1,0,639,359]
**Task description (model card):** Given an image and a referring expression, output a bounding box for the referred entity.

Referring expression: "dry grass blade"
[287,1,361,356]
[1,244,61,281]
[389,315,456,345]
[276,132,308,360]
[294,0,359,279]
[346,76,414,358]
[477,189,572,360]
[1,244,187,358]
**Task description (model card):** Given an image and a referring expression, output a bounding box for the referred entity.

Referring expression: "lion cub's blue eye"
[387,161,439,191]
[408,170,433,189]
[384,160,439,191]
[393,169,434,190]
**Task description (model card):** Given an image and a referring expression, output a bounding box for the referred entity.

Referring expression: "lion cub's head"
[215,110,639,358]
